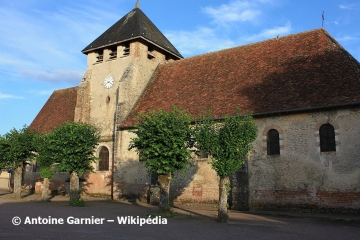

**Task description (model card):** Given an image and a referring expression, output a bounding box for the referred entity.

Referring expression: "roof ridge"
[321,28,360,67]
[121,28,360,127]
[163,28,329,67]
[53,86,78,92]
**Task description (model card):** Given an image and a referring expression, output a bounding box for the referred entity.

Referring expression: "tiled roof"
[29,87,77,133]
[122,29,360,127]
[82,8,183,59]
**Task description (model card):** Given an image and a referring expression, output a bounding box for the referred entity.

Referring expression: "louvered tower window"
[109,47,117,59]
[267,129,280,155]
[96,50,103,63]
[123,43,130,56]
[320,124,336,152]
[98,147,109,171]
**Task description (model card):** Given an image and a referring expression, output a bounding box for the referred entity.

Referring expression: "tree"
[0,135,10,166]
[193,111,257,222]
[47,122,100,205]
[128,107,194,212]
[0,126,38,199]
[0,135,10,171]
[35,132,57,201]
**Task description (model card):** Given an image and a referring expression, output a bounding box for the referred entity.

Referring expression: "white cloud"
[164,1,292,56]
[245,21,292,41]
[0,3,121,84]
[27,89,54,96]
[337,36,359,42]
[202,1,262,26]
[0,93,24,99]
[339,4,357,10]
[165,27,236,56]
[21,69,83,84]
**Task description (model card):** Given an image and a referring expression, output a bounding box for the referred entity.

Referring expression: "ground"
[0,189,359,240]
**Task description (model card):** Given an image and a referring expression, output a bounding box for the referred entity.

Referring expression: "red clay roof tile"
[122,29,360,127]
[29,87,77,133]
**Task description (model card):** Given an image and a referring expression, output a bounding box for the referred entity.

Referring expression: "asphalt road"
[0,192,359,240]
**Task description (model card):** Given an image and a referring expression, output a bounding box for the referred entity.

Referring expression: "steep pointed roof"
[82,7,183,59]
[121,29,360,128]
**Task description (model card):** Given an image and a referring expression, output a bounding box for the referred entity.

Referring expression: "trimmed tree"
[0,126,37,199]
[47,122,100,205]
[193,111,257,222]
[0,135,10,165]
[128,107,194,212]
[35,132,56,201]
[0,135,10,180]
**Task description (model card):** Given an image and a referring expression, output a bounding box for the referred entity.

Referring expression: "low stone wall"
[0,170,11,190]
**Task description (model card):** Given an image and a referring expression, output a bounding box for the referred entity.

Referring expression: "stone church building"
[29,3,360,211]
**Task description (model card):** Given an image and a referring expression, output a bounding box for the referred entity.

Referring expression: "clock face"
[104,76,114,89]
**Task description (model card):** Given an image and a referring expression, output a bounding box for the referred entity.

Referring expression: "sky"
[0,0,359,135]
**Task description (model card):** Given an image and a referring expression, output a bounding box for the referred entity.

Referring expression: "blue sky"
[0,0,359,135]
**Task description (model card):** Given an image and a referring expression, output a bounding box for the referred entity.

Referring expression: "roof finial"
[135,0,140,9]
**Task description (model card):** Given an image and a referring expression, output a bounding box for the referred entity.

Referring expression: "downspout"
[110,87,120,200]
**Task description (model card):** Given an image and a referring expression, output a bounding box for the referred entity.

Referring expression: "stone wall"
[0,170,11,190]
[65,36,360,210]
[113,107,360,211]
[20,105,360,211]
[248,107,360,211]
[114,130,219,203]
[23,164,69,194]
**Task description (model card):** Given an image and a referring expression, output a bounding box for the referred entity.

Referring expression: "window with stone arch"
[319,124,336,152]
[98,146,109,171]
[267,129,280,155]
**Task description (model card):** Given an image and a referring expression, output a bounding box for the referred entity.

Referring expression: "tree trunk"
[158,173,171,212]
[41,178,50,201]
[13,162,23,199]
[218,176,230,222]
[69,171,80,205]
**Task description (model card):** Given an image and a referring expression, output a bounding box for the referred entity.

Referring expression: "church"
[29,3,360,212]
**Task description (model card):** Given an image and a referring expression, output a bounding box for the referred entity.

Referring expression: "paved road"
[0,192,359,240]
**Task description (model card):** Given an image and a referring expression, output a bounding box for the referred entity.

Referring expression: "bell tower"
[75,2,183,138]
[74,2,182,196]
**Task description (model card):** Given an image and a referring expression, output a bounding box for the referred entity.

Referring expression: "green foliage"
[39,166,53,179]
[47,122,100,176]
[128,106,194,175]
[148,208,177,218]
[70,197,85,207]
[35,132,57,179]
[193,110,258,178]
[35,132,55,168]
[0,136,10,169]
[0,126,38,169]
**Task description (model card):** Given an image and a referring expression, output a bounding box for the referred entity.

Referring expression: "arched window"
[98,147,109,171]
[320,124,336,152]
[267,129,280,155]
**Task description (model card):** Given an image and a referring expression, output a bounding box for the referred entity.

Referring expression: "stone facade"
[114,130,219,202]
[74,40,170,197]
[247,107,360,211]
[113,107,360,211]
[27,6,360,212]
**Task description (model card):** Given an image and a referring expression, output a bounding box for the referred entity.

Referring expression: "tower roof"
[82,7,183,59]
